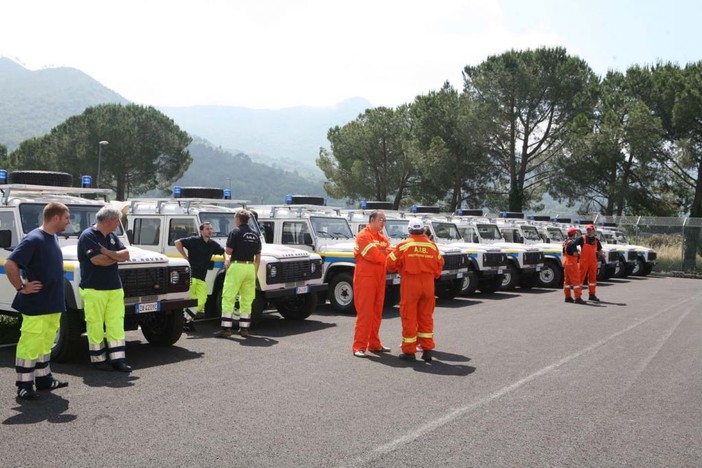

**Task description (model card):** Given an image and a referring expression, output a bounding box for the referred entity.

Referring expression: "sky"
[1,0,700,109]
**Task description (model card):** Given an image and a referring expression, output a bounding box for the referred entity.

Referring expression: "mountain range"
[0,57,371,201]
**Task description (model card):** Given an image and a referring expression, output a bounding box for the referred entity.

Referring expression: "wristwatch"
[16,283,24,292]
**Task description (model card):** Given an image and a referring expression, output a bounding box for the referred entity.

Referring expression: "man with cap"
[563,227,585,304]
[386,218,444,362]
[569,224,604,302]
[352,210,392,357]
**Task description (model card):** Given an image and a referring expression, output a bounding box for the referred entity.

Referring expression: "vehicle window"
[521,226,541,241]
[547,228,565,241]
[0,211,18,246]
[432,222,461,241]
[199,212,261,239]
[19,203,123,237]
[310,216,353,240]
[132,218,161,245]
[259,221,275,244]
[168,218,198,245]
[458,226,478,243]
[477,224,501,240]
[282,221,310,245]
[385,220,408,241]
[502,229,516,243]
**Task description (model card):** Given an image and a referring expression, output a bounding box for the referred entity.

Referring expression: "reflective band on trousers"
[402,336,417,343]
[417,332,433,338]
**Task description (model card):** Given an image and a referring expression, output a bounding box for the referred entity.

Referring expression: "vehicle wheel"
[537,260,563,288]
[384,284,400,307]
[276,293,317,320]
[519,273,538,289]
[250,290,266,327]
[328,271,355,314]
[460,269,478,295]
[140,311,184,346]
[500,264,519,291]
[179,186,224,199]
[643,263,654,276]
[435,278,464,299]
[614,259,627,278]
[207,275,226,318]
[478,275,502,294]
[10,170,73,187]
[51,309,84,362]
[632,257,645,276]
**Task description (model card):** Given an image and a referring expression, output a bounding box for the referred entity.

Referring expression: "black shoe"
[93,361,113,371]
[589,295,601,302]
[194,311,206,320]
[112,362,132,373]
[238,328,249,337]
[16,387,40,401]
[369,345,391,353]
[398,353,416,362]
[37,379,69,391]
[574,298,586,305]
[421,350,433,362]
[183,321,196,332]
[214,328,233,338]
[565,297,575,303]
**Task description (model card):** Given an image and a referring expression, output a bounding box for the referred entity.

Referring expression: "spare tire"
[9,170,73,187]
[179,187,224,199]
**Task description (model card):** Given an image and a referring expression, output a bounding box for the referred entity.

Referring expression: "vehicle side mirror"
[0,229,12,249]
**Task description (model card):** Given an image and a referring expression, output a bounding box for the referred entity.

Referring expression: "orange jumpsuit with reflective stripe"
[386,233,444,355]
[352,226,391,353]
[578,235,601,296]
[562,239,582,299]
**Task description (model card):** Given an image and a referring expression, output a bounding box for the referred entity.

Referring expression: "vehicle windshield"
[458,226,479,243]
[547,227,565,241]
[198,212,261,238]
[385,219,410,241]
[615,231,628,243]
[521,226,541,241]
[20,203,124,237]
[476,224,502,240]
[310,216,353,240]
[432,222,462,242]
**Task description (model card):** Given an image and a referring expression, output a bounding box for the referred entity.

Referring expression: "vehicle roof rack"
[0,183,112,205]
[128,197,249,214]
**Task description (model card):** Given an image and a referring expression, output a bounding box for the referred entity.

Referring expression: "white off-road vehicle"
[0,171,196,362]
[121,188,326,326]
[598,223,657,276]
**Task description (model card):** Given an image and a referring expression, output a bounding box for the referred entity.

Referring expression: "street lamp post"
[97,140,109,188]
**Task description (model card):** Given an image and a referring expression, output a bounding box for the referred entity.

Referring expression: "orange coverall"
[562,239,582,300]
[578,235,601,296]
[386,233,444,355]
[352,226,391,353]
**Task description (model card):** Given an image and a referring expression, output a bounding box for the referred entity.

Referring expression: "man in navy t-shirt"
[5,202,71,401]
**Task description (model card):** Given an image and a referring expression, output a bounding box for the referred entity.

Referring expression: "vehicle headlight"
[269,265,277,278]
[311,262,316,274]
[170,270,180,284]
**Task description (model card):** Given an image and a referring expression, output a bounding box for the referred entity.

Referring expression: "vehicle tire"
[384,284,400,307]
[537,260,563,288]
[460,269,479,295]
[614,259,627,278]
[478,275,502,294]
[519,273,538,289]
[51,309,84,362]
[500,263,519,291]
[250,290,267,327]
[179,186,224,199]
[328,271,355,314]
[643,263,654,276]
[632,257,645,276]
[9,170,73,187]
[140,311,184,346]
[276,293,317,320]
[435,278,464,300]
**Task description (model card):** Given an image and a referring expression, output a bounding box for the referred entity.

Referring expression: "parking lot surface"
[1,276,701,467]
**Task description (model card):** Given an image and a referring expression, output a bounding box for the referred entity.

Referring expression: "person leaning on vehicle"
[386,218,443,362]
[77,205,132,372]
[5,202,71,401]
[216,209,261,338]
[175,222,225,331]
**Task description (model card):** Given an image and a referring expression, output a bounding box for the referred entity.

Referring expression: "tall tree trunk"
[682,159,702,271]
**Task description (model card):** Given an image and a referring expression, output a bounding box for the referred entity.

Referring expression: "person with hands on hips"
[5,202,71,401]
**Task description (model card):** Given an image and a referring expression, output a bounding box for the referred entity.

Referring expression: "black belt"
[232,260,254,264]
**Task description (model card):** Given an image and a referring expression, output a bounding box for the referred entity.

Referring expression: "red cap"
[586,224,595,231]
[567,227,578,236]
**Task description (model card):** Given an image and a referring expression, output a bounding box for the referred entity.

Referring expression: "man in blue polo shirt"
[78,205,131,372]
[5,202,71,401]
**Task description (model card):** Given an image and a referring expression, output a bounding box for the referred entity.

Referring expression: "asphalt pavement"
[1,276,700,467]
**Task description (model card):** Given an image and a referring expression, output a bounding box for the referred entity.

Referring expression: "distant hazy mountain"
[0,57,129,150]
[159,97,373,176]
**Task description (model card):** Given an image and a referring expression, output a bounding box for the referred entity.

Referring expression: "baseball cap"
[408,219,424,231]
[586,224,595,231]
[567,227,578,236]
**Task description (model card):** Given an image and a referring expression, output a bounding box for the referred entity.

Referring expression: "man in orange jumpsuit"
[571,224,604,302]
[563,227,585,304]
[352,210,392,357]
[386,218,444,362]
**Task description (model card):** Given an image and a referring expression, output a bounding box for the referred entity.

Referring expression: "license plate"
[536,266,542,271]
[392,276,401,285]
[498,269,504,274]
[457,272,464,279]
[296,286,309,294]
[136,302,160,313]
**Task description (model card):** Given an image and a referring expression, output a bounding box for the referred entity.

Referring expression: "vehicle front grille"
[648,252,657,260]
[120,267,168,298]
[442,253,467,271]
[608,251,619,262]
[627,251,638,262]
[483,252,507,267]
[523,251,543,265]
[268,259,323,284]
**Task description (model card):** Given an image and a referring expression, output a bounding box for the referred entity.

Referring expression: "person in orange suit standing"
[352,210,392,358]
[386,218,444,362]
[562,227,585,304]
[571,224,604,302]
